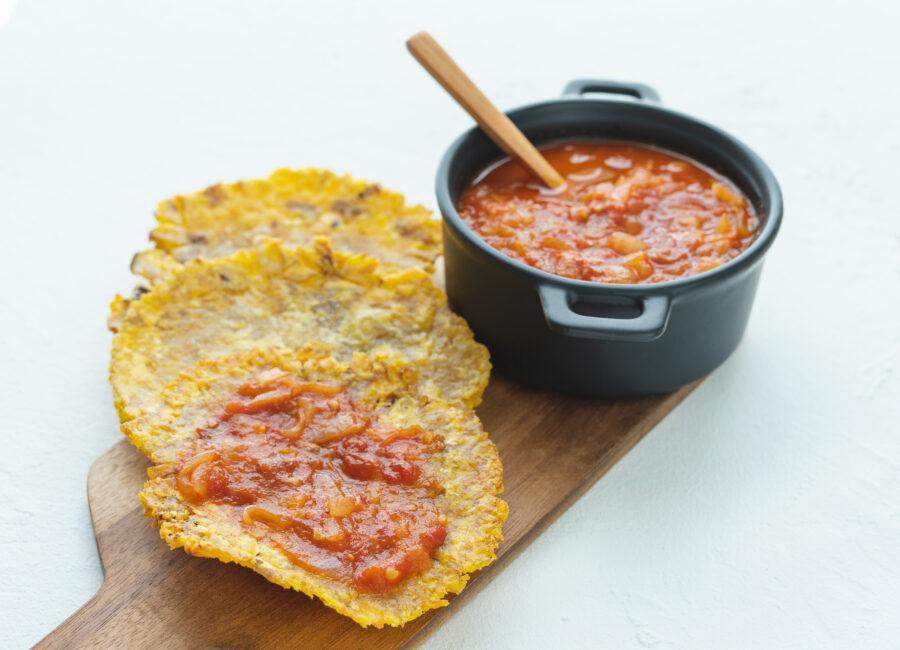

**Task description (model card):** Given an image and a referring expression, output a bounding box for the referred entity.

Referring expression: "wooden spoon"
[407,31,566,190]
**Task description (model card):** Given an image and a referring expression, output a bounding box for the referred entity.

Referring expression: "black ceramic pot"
[436,79,783,397]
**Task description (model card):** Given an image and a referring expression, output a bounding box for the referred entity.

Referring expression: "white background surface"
[1,0,898,647]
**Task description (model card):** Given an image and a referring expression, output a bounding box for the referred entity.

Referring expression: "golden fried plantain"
[110,238,490,421]
[129,346,507,628]
[130,168,441,284]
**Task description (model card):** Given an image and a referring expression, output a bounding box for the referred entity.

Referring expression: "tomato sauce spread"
[458,141,760,283]
[175,368,447,593]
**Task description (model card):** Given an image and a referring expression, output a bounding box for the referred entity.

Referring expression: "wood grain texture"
[38,375,699,649]
[406,31,566,189]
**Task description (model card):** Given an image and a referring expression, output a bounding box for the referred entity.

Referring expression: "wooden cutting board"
[38,375,699,649]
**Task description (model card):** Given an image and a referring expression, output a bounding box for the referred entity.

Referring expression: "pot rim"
[435,92,783,295]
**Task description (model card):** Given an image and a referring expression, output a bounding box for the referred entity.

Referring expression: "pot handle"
[537,285,671,341]
[562,79,661,103]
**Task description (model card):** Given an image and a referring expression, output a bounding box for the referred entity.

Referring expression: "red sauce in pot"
[458,141,760,283]
[175,368,447,593]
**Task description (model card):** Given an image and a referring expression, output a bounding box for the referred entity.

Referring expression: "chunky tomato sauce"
[175,368,447,593]
[459,141,759,283]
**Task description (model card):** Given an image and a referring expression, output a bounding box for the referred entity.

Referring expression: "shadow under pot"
[436,79,783,397]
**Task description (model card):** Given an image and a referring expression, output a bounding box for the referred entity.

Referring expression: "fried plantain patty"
[110,238,490,421]
[129,346,507,628]
[130,168,441,285]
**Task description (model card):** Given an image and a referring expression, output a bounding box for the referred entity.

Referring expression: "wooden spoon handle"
[407,31,566,190]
